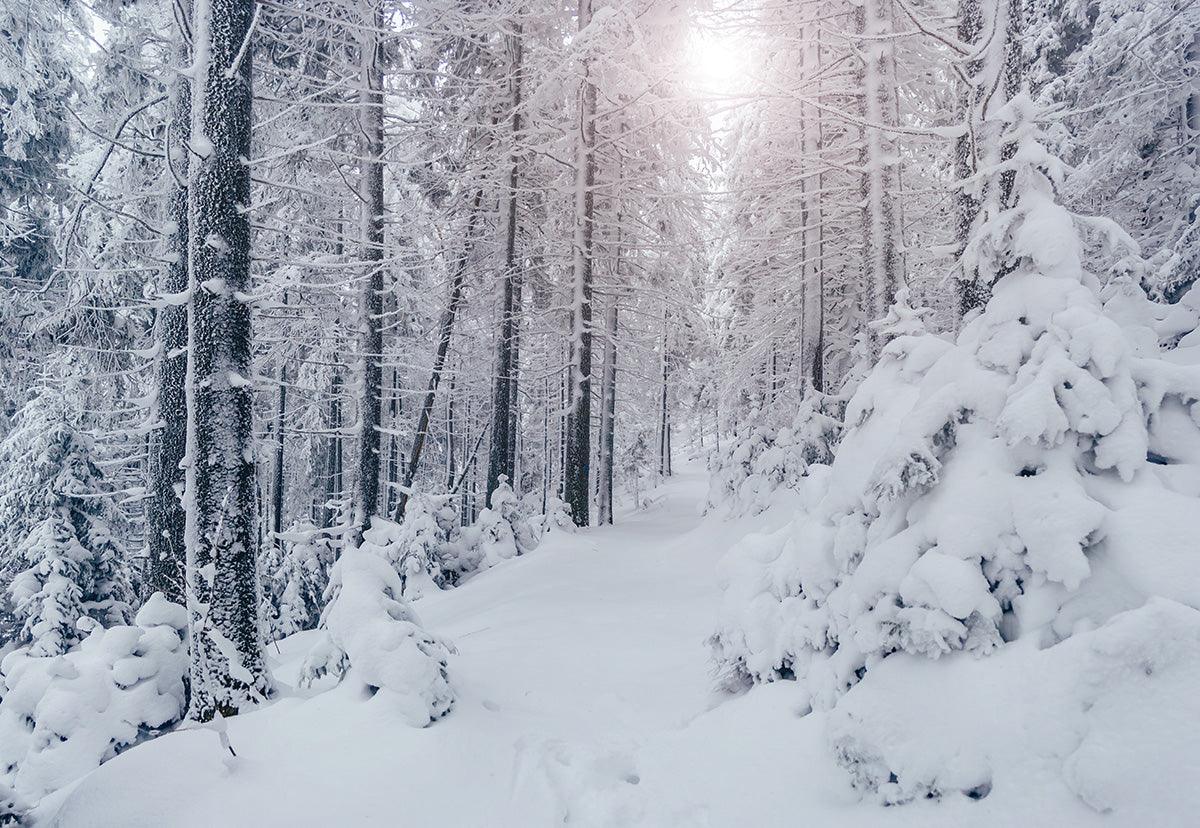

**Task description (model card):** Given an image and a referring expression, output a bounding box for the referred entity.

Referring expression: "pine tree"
[0,390,132,655]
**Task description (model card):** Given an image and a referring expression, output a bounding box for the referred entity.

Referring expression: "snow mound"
[300,548,453,727]
[829,599,1200,814]
[0,593,188,803]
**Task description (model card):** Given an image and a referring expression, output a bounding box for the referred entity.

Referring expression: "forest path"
[49,460,838,827]
[417,462,721,748]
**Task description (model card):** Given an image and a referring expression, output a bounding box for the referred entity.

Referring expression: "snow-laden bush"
[381,492,459,597]
[528,493,575,539]
[711,99,1200,808]
[705,393,845,519]
[262,522,336,640]
[300,548,453,727]
[0,593,187,803]
[444,478,541,584]
[0,390,133,654]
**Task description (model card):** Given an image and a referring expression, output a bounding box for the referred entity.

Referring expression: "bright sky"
[685,25,746,98]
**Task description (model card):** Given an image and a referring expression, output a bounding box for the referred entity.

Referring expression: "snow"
[35,465,1199,826]
[0,594,188,802]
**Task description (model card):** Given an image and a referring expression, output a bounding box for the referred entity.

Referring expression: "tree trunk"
[659,308,670,479]
[487,19,524,504]
[859,0,903,337]
[184,0,267,721]
[324,372,344,529]
[351,3,386,547]
[597,297,618,524]
[386,366,401,517]
[397,189,485,517]
[565,0,596,527]
[446,371,457,490]
[800,21,825,392]
[147,9,191,605]
[956,0,988,315]
[271,356,287,540]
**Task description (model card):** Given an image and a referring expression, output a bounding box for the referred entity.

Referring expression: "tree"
[146,0,192,606]
[183,0,268,720]
[0,390,132,655]
[564,0,598,528]
[350,1,387,547]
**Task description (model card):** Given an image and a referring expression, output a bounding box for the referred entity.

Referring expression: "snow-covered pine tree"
[378,492,458,597]
[712,95,1160,717]
[0,389,132,656]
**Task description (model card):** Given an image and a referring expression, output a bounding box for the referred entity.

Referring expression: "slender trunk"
[325,373,344,528]
[271,354,287,540]
[184,0,267,721]
[398,189,484,517]
[461,396,472,523]
[351,4,386,546]
[509,270,521,490]
[859,0,903,338]
[597,297,618,524]
[801,22,825,392]
[487,18,523,503]
[565,0,596,527]
[386,366,400,517]
[659,317,669,479]
[446,371,457,490]
[541,373,550,512]
[956,0,987,315]
[147,9,191,605]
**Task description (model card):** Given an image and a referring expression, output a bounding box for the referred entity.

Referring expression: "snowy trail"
[44,462,1048,826]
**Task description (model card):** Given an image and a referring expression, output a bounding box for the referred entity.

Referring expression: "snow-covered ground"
[36,463,1178,826]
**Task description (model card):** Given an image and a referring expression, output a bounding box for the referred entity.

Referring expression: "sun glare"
[686,27,745,97]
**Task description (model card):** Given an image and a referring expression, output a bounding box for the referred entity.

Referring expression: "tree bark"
[351,2,386,547]
[565,0,596,527]
[859,0,903,338]
[397,188,484,518]
[597,297,618,524]
[271,355,287,540]
[659,311,670,478]
[486,18,524,504]
[800,21,825,392]
[147,7,191,605]
[184,0,267,721]
[386,366,401,517]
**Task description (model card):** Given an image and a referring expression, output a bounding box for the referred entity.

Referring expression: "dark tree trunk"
[351,5,386,546]
[324,373,344,529]
[386,366,401,517]
[147,10,191,606]
[184,0,267,721]
[597,297,617,524]
[565,0,596,527]
[956,0,988,316]
[446,371,457,490]
[487,20,523,504]
[271,357,287,540]
[398,189,484,517]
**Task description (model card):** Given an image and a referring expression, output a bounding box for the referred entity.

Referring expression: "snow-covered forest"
[1,0,1198,824]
